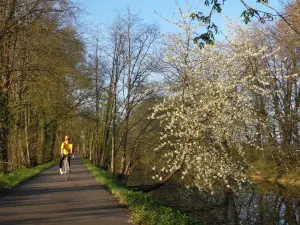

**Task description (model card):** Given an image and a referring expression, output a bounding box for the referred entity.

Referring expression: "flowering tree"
[148,6,279,191]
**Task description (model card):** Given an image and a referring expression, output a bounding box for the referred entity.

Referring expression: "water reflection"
[128,169,300,224]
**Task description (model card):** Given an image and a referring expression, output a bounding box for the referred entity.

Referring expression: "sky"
[76,0,282,40]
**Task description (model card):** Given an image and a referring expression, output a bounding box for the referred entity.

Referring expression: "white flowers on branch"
[150,29,278,191]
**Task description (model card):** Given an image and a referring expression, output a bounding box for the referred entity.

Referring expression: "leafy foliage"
[190,0,275,47]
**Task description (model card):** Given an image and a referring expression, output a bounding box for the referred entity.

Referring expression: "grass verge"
[82,158,201,225]
[0,161,56,189]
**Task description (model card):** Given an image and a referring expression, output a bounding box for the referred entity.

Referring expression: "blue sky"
[76,0,282,39]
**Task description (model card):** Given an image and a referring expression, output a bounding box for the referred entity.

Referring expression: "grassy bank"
[248,157,300,187]
[0,161,55,189]
[82,158,200,225]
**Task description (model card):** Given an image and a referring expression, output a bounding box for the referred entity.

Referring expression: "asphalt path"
[0,157,131,225]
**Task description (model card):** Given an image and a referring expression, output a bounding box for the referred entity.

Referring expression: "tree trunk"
[0,40,11,173]
[24,107,31,167]
[129,165,182,193]
[111,123,115,173]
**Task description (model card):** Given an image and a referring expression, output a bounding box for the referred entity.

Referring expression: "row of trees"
[0,0,89,172]
[78,9,162,184]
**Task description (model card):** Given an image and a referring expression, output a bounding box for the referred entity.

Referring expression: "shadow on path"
[0,157,131,225]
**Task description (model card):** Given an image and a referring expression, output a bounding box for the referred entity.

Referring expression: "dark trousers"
[60,154,71,168]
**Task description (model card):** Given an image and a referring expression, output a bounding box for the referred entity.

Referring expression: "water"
[128,169,300,225]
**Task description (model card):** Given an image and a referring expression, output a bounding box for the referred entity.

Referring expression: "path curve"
[0,157,131,225]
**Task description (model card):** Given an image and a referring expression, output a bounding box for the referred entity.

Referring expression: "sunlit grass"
[82,158,201,225]
[0,161,55,189]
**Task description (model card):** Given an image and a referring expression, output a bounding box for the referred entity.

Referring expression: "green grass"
[82,158,201,225]
[0,161,55,189]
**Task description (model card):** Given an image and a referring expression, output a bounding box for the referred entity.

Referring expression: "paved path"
[0,157,131,225]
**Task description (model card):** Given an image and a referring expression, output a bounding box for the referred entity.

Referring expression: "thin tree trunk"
[24,107,31,167]
[120,23,131,175]
[130,165,182,193]
[130,153,186,193]
[111,99,116,173]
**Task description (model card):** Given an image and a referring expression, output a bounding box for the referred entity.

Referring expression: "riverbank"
[247,169,300,188]
[0,161,55,190]
[82,158,201,225]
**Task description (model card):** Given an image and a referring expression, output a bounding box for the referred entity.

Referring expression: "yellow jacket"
[61,142,73,155]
